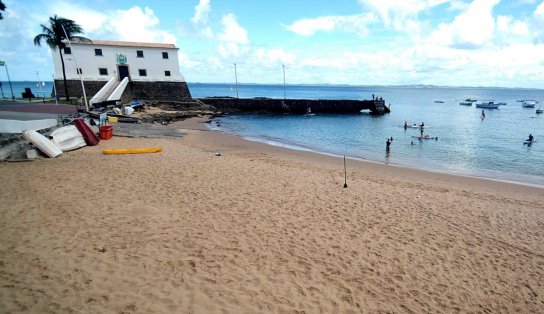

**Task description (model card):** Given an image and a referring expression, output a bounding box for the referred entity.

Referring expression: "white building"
[51,40,192,102]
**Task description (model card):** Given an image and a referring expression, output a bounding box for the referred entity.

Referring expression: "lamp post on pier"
[233,62,239,98]
[282,64,286,100]
[0,60,15,101]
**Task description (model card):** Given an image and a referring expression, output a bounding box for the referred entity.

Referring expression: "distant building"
[51,40,192,102]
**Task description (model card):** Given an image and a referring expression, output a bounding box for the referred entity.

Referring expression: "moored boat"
[475,101,499,109]
[522,100,538,108]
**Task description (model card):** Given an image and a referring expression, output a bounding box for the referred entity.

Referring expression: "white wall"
[52,42,186,82]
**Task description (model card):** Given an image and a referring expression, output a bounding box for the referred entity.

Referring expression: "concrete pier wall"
[198,97,390,115]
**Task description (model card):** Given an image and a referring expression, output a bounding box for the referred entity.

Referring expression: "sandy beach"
[1,117,543,313]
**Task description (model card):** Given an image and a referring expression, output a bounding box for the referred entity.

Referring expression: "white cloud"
[496,15,529,36]
[254,48,296,67]
[42,1,177,44]
[44,1,108,33]
[428,0,500,48]
[359,0,449,31]
[191,0,211,25]
[104,7,177,44]
[190,0,213,38]
[285,13,377,37]
[218,13,249,44]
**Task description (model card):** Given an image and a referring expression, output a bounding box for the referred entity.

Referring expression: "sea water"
[190,83,544,187]
[0,81,54,99]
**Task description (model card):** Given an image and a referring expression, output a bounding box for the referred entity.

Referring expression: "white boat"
[475,101,499,109]
[522,100,538,108]
[22,130,63,158]
[50,125,87,151]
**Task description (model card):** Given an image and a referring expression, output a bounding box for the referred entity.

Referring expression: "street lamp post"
[0,60,15,101]
[282,64,286,100]
[61,25,88,111]
[36,71,44,100]
[233,62,239,98]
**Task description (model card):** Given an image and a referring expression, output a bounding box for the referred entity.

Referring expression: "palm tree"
[0,1,6,20]
[33,15,91,101]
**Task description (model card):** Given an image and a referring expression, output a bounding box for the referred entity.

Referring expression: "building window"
[139,69,147,76]
[165,70,171,76]
[162,52,169,59]
[77,68,83,74]
[136,50,144,58]
[99,68,108,75]
[64,47,71,54]
[95,49,103,56]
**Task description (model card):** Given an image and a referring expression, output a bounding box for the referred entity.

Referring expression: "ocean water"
[190,83,544,187]
[0,81,54,99]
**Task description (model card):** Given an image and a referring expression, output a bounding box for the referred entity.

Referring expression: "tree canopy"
[33,15,91,50]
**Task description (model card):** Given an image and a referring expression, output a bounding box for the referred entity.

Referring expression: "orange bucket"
[99,125,113,140]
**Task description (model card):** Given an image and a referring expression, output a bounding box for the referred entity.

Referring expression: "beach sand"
[1,117,543,313]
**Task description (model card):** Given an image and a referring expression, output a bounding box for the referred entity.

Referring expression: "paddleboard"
[103,147,163,155]
[404,124,428,129]
[524,139,535,145]
[412,136,437,140]
[50,125,87,151]
[22,130,63,158]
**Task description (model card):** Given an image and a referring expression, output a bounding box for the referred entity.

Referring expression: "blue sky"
[1,0,544,87]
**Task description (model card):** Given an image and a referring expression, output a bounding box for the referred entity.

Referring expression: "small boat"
[103,147,163,155]
[475,101,499,109]
[434,100,444,103]
[22,130,63,158]
[536,104,543,114]
[496,102,507,106]
[74,118,100,146]
[459,101,473,106]
[50,125,86,151]
[522,100,538,108]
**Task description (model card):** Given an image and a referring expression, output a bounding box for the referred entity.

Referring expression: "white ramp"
[107,77,129,101]
[89,76,118,106]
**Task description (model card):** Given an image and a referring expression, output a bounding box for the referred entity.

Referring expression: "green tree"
[0,1,6,20]
[33,15,91,101]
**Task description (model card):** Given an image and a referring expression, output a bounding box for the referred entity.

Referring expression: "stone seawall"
[53,80,192,102]
[198,97,390,114]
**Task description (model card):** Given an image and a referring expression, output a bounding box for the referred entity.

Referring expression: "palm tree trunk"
[58,48,69,101]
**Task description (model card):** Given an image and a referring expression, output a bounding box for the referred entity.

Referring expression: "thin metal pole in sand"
[233,62,239,98]
[282,64,286,100]
[343,156,348,188]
